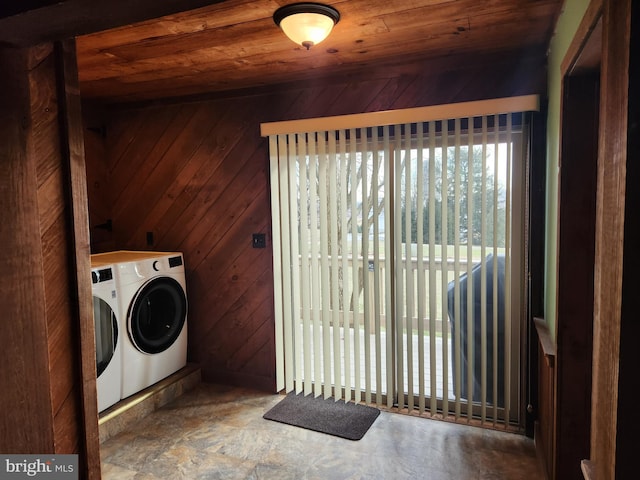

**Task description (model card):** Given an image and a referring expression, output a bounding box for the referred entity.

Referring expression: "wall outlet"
[252,233,266,248]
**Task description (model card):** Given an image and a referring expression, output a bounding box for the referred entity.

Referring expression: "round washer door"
[94,296,118,377]
[128,276,187,354]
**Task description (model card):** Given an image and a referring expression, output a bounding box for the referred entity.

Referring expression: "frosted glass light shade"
[274,3,340,50]
[280,12,335,48]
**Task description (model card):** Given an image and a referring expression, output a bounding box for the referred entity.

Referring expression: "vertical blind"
[264,96,535,427]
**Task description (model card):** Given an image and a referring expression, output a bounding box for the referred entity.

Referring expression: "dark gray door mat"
[263,392,380,441]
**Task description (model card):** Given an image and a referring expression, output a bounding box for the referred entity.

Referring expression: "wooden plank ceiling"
[76,0,563,103]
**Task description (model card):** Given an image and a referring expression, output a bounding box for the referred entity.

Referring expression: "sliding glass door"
[393,117,526,425]
[268,106,529,428]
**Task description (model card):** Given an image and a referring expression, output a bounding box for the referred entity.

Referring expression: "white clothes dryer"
[91,251,188,399]
[89,261,122,413]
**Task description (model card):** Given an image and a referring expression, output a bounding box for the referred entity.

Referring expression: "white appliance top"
[90,250,182,267]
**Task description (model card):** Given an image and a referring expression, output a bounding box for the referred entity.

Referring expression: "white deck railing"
[298,254,472,333]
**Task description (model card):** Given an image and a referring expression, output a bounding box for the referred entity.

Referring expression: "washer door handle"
[111,315,118,352]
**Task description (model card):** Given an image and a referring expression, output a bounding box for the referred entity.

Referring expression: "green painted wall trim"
[544,0,591,342]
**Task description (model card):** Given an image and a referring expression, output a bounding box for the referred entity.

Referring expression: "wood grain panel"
[127,101,239,247]
[29,43,84,457]
[109,108,183,204]
[203,271,274,362]
[86,53,544,392]
[0,41,99,477]
[0,45,55,455]
[0,0,227,47]
[84,126,116,252]
[192,191,272,322]
[111,114,218,238]
[29,41,100,473]
[57,39,101,477]
[74,0,562,103]
[179,149,269,271]
[104,108,154,174]
[617,3,639,475]
[591,0,631,478]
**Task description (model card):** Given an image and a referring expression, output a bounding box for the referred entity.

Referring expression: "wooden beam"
[0,38,102,477]
[0,44,56,456]
[615,1,639,476]
[0,0,226,47]
[591,0,631,478]
[55,38,101,479]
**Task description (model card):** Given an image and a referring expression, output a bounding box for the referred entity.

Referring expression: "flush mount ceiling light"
[273,3,340,50]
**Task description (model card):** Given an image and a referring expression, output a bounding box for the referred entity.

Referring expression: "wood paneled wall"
[84,115,116,253]
[85,51,546,391]
[0,42,100,478]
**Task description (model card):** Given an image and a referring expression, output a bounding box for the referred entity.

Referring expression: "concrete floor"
[101,382,543,479]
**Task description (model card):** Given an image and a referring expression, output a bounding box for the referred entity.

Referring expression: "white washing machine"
[91,251,188,399]
[89,261,122,413]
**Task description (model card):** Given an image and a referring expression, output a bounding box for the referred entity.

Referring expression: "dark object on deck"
[447,253,505,407]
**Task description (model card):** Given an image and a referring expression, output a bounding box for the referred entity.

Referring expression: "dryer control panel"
[168,255,183,268]
[92,267,114,284]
